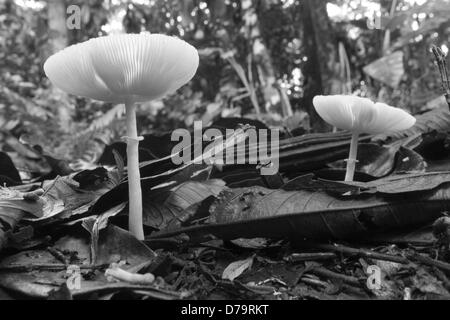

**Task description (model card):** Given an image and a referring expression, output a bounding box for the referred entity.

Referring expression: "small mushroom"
[44,33,199,239]
[313,95,416,182]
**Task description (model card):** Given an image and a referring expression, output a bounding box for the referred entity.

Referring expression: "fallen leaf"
[143,180,226,230]
[82,203,127,264]
[222,255,254,281]
[0,187,53,251]
[230,238,269,249]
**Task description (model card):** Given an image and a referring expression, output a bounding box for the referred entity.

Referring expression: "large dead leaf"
[152,172,450,241]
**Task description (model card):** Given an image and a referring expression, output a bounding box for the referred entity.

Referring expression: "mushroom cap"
[313,95,416,134]
[44,33,199,103]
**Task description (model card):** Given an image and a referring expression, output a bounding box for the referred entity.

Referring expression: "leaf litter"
[1,122,450,299]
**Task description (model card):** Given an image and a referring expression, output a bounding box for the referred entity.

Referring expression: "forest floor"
[1,222,450,300]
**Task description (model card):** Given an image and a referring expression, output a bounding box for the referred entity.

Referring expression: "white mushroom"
[313,95,416,182]
[44,33,199,239]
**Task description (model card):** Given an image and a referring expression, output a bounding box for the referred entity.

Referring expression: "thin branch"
[313,243,409,264]
[407,252,450,274]
[309,266,362,287]
[0,263,108,272]
[432,46,450,109]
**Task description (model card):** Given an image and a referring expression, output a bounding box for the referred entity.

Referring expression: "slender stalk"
[125,102,144,240]
[345,132,359,182]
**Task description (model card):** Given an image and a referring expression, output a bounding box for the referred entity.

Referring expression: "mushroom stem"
[344,132,359,182]
[125,102,144,240]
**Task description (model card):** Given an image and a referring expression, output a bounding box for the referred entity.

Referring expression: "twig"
[0,263,108,272]
[308,266,362,287]
[406,252,450,274]
[41,176,61,197]
[299,276,329,288]
[313,243,409,264]
[432,46,450,109]
[47,247,69,265]
[285,252,337,263]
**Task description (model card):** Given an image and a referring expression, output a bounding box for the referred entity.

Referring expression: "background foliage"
[0,0,449,162]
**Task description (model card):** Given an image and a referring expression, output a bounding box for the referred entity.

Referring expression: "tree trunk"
[46,0,68,57]
[44,0,72,132]
[300,0,336,131]
[243,1,281,114]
